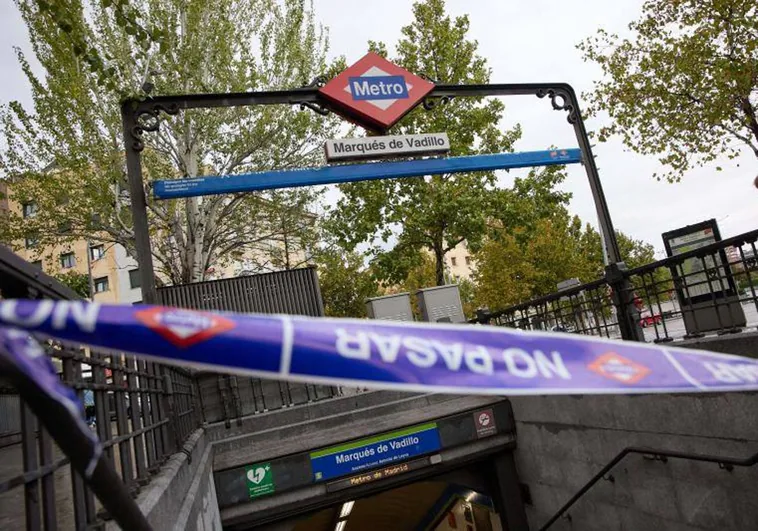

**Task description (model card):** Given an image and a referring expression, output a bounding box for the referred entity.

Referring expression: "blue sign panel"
[348,75,409,100]
[310,422,441,482]
[153,148,582,200]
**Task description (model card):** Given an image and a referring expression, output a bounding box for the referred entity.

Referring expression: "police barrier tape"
[1,300,758,397]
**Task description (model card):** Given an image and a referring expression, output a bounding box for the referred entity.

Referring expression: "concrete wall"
[108,428,222,531]
[511,392,758,530]
[512,326,758,531]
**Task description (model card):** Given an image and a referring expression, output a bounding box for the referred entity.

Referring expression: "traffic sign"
[318,52,435,132]
[153,148,583,199]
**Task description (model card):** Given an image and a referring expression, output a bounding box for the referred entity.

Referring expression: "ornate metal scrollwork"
[298,101,331,116]
[422,95,455,111]
[130,102,180,152]
[418,73,455,111]
[537,88,578,124]
[296,75,332,116]
[304,75,329,89]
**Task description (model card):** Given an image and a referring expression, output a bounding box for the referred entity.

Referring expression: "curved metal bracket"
[537,88,578,124]
[297,75,332,116]
[422,94,455,111]
[130,102,180,152]
[299,101,331,116]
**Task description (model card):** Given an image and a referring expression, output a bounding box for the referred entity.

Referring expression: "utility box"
[416,284,465,323]
[365,293,414,321]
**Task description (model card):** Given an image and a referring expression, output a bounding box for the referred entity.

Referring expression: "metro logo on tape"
[587,352,651,384]
[319,52,434,132]
[135,306,236,348]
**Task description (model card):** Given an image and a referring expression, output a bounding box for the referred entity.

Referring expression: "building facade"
[2,182,143,303]
[444,240,476,281]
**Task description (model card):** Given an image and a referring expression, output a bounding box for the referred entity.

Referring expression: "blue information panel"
[309,422,441,482]
[153,148,582,200]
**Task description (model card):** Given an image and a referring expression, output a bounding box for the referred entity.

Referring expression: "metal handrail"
[472,277,609,323]
[475,228,758,323]
[625,228,758,277]
[539,446,758,530]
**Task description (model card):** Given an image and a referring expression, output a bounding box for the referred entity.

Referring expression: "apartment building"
[2,182,143,303]
[445,240,476,281]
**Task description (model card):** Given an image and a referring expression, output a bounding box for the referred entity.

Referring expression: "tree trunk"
[433,245,445,286]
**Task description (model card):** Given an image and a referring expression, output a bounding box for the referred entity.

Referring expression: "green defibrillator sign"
[245,462,274,499]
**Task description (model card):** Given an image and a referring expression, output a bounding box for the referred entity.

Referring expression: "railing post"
[605,262,645,342]
[475,307,492,324]
[162,372,180,452]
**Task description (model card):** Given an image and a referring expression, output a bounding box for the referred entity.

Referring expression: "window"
[128,269,141,289]
[465,256,472,266]
[31,260,42,269]
[93,276,109,293]
[450,257,457,266]
[60,252,75,269]
[22,202,37,218]
[90,244,105,261]
[25,237,38,249]
[57,220,72,234]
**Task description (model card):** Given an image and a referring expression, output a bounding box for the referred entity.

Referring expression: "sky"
[1,0,756,258]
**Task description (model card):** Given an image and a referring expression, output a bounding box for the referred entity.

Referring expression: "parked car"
[639,314,662,328]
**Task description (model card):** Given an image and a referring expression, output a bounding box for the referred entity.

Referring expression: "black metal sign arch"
[121,80,621,305]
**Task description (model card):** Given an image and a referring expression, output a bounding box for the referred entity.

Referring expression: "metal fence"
[157,266,340,427]
[157,265,325,316]
[0,245,201,530]
[474,229,758,343]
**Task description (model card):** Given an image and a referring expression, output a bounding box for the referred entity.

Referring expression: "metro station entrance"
[221,438,527,531]
[289,479,500,531]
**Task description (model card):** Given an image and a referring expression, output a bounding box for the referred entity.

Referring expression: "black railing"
[539,446,758,530]
[0,244,202,530]
[474,229,758,343]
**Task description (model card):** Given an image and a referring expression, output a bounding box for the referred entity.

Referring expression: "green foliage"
[314,249,379,318]
[1,0,341,285]
[457,278,477,319]
[578,0,758,182]
[473,212,671,312]
[54,270,91,298]
[328,0,522,287]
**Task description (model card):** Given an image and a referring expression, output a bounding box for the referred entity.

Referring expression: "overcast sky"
[1,0,755,257]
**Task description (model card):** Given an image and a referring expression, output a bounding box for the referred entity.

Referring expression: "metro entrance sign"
[318,52,435,132]
[122,57,627,319]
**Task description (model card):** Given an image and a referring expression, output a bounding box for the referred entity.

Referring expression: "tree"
[473,231,535,310]
[54,270,91,298]
[242,188,322,273]
[578,0,758,182]
[473,211,671,311]
[0,0,341,285]
[314,249,379,318]
[328,0,521,286]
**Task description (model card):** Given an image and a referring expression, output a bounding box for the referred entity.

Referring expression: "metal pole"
[85,240,95,300]
[563,87,621,265]
[121,103,158,304]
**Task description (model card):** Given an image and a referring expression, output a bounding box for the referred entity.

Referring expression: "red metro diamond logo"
[587,352,651,385]
[319,52,435,132]
[135,307,235,348]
